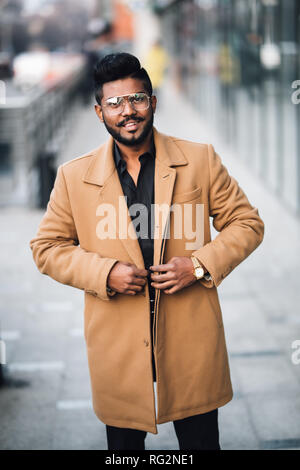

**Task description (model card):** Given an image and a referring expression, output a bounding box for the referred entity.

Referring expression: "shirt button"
[144,339,149,347]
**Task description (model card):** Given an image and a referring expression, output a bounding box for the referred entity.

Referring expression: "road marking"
[8,361,65,372]
[56,399,92,410]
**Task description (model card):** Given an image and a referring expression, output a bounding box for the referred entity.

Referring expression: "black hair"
[93,52,153,105]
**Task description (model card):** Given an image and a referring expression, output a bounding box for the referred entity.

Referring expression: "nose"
[121,97,136,115]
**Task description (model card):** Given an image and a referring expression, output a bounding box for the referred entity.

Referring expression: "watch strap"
[190,256,201,270]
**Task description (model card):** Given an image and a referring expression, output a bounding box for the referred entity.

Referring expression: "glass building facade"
[159,0,300,215]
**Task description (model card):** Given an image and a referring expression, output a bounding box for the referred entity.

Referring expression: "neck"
[115,130,153,163]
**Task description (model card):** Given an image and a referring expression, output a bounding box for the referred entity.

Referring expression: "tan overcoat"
[30,128,264,433]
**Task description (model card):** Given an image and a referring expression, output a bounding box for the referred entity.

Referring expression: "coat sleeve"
[29,164,118,301]
[192,144,264,288]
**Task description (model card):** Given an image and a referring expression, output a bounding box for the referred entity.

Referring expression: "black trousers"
[106,409,220,450]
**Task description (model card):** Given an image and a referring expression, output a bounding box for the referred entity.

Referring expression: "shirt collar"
[113,132,156,174]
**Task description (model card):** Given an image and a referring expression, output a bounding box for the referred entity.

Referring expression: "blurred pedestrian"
[143,40,168,99]
[218,42,240,141]
[30,52,264,450]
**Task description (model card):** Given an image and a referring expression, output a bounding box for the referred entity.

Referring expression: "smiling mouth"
[123,121,140,131]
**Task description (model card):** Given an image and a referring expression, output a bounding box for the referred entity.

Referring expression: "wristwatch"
[190,256,205,280]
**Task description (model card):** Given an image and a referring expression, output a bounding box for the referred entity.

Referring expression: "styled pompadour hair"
[93,52,153,105]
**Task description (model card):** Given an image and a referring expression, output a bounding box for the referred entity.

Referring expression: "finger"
[126,290,137,295]
[132,277,147,286]
[128,283,143,292]
[151,280,177,290]
[150,264,174,273]
[151,273,174,282]
[134,268,149,278]
[165,285,179,294]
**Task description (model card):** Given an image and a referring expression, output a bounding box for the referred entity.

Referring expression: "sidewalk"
[0,81,299,450]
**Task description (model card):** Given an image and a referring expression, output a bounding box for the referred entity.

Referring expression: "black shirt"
[113,136,157,381]
[113,136,155,271]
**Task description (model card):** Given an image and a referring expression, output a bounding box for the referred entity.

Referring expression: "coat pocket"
[172,187,202,204]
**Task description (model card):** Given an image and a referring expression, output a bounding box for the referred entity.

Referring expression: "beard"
[102,111,154,147]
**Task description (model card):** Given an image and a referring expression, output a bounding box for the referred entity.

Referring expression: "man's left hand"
[150,256,196,294]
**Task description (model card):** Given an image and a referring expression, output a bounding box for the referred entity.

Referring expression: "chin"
[122,129,143,141]
[118,127,151,147]
[103,113,154,147]
[120,135,144,147]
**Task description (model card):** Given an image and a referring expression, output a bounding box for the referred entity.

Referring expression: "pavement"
[0,80,300,450]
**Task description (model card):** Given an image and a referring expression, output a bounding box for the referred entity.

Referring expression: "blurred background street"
[0,0,300,450]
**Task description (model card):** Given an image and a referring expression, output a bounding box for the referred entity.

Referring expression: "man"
[30,53,264,450]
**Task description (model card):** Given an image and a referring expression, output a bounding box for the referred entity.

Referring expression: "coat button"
[144,339,149,347]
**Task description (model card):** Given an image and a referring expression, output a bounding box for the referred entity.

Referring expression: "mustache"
[117,116,145,127]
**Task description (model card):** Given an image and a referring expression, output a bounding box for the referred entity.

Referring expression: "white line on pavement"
[56,399,92,410]
[8,361,65,372]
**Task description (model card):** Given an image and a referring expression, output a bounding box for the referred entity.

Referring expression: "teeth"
[125,122,138,127]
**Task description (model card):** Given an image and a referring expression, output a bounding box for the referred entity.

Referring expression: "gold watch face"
[195,267,204,279]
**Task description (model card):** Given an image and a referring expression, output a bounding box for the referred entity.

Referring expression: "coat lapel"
[82,127,188,268]
[82,135,145,268]
[152,128,188,267]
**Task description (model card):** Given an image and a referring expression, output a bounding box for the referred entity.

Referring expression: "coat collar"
[82,127,188,187]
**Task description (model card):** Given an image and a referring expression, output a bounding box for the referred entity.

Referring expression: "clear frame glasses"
[101,92,150,115]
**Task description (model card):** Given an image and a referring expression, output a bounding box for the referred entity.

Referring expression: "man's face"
[95,77,157,147]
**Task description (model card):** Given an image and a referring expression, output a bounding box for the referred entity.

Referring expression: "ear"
[151,95,157,113]
[95,104,104,122]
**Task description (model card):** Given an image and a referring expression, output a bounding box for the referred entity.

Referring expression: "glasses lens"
[104,93,149,114]
[129,93,149,111]
[105,96,124,114]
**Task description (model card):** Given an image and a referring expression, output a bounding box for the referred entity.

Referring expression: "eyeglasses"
[101,92,151,115]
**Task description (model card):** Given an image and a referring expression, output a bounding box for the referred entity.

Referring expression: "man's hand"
[107,262,148,295]
[150,256,196,294]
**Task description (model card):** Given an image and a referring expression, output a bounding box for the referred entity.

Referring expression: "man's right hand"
[107,262,148,295]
